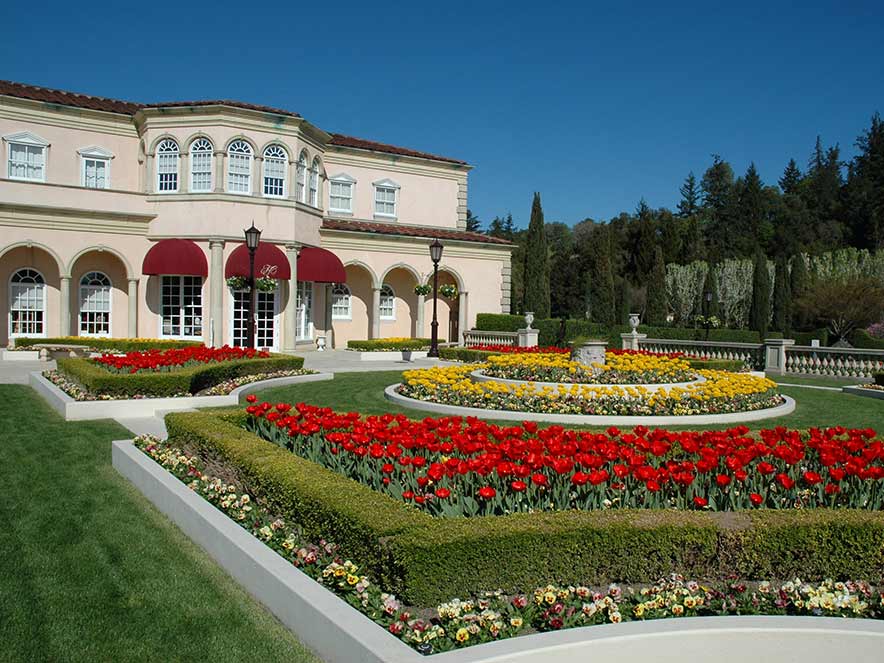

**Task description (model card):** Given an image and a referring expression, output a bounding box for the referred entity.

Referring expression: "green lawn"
[254,370,884,432]
[0,385,319,663]
[771,373,871,389]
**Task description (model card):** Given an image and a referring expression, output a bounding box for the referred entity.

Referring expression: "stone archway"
[0,244,63,345]
[68,249,132,338]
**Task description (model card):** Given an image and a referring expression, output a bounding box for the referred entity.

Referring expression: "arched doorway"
[335,263,377,345]
[380,266,420,338]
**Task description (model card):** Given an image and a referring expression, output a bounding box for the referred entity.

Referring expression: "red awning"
[298,247,346,283]
[225,242,291,279]
[142,239,208,277]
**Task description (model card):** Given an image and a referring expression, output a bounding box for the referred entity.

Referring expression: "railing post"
[517,328,539,347]
[620,332,646,351]
[764,338,794,375]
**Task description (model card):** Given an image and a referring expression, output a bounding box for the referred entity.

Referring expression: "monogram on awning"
[225,242,291,280]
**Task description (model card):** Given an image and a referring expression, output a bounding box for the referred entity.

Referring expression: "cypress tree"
[749,249,771,337]
[523,193,550,318]
[772,255,792,333]
[789,253,810,329]
[701,262,720,318]
[617,277,631,325]
[645,246,667,325]
[590,228,615,326]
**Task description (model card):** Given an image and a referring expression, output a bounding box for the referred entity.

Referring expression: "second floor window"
[262,145,287,197]
[190,138,213,192]
[227,140,253,194]
[156,139,180,192]
[8,143,46,182]
[82,157,109,189]
[309,158,320,207]
[329,178,353,213]
[374,185,397,217]
[296,152,307,202]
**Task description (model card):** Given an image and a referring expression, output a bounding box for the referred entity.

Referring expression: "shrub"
[439,347,496,362]
[686,359,745,371]
[852,329,884,350]
[793,329,830,346]
[347,338,433,351]
[13,336,202,352]
[56,355,303,397]
[874,372,884,386]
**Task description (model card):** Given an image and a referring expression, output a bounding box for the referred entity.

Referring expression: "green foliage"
[346,339,432,351]
[13,337,202,351]
[771,255,791,333]
[702,261,720,318]
[56,355,304,397]
[795,278,884,342]
[464,209,482,233]
[523,192,550,318]
[589,228,616,325]
[852,329,884,350]
[645,246,667,325]
[686,359,745,371]
[874,372,884,386]
[749,249,771,337]
[790,254,811,329]
[779,159,802,195]
[677,172,701,217]
[438,347,497,362]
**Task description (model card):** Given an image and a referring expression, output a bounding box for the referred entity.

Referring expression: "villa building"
[0,80,512,350]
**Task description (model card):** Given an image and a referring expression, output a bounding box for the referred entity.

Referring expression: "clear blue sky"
[4,0,883,229]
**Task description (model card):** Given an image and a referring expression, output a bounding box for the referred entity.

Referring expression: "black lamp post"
[427,239,444,357]
[244,222,262,349]
[703,291,713,340]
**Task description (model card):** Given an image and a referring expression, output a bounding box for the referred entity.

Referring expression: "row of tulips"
[244,398,884,515]
[138,433,884,654]
[94,344,269,374]
[467,344,571,354]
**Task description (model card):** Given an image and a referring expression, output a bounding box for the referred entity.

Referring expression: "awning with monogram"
[224,242,291,280]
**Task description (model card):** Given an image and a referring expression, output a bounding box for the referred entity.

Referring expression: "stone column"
[145,154,154,194]
[415,293,425,338]
[59,276,71,336]
[457,291,468,345]
[214,151,225,193]
[179,151,189,193]
[209,240,225,347]
[282,245,299,353]
[324,284,334,349]
[371,287,381,339]
[252,157,263,196]
[764,338,794,375]
[287,159,298,200]
[127,279,138,337]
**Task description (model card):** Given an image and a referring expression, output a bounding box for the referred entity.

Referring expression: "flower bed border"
[470,369,707,392]
[113,438,884,662]
[385,383,796,426]
[843,385,884,401]
[29,370,334,421]
[349,350,430,362]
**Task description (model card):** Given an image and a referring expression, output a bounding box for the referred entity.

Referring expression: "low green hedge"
[439,347,497,362]
[874,372,884,386]
[852,329,884,350]
[162,411,884,605]
[14,336,203,352]
[686,359,745,371]
[57,355,304,397]
[347,338,433,351]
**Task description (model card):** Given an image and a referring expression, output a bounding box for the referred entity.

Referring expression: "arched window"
[309,157,321,207]
[296,151,307,202]
[79,271,112,336]
[262,145,287,197]
[227,140,253,194]
[9,268,45,337]
[331,283,351,320]
[190,138,213,192]
[156,139,180,192]
[379,284,395,320]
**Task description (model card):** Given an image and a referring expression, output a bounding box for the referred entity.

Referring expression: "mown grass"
[0,385,319,663]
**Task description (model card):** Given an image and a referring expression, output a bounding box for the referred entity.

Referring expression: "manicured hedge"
[14,336,203,352]
[347,338,433,351]
[439,346,497,362]
[852,329,884,350]
[874,372,884,386]
[686,359,745,371]
[57,355,304,397]
[163,411,884,606]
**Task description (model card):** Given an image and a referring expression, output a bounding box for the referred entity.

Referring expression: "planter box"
[30,371,334,421]
[349,350,429,362]
[0,349,40,361]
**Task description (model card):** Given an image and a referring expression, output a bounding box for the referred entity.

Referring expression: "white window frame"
[4,131,49,183]
[296,151,307,202]
[78,271,112,337]
[9,268,46,338]
[379,284,395,321]
[189,137,214,192]
[78,146,114,190]
[328,173,356,214]
[262,144,288,198]
[331,283,352,320]
[373,178,400,219]
[155,139,180,193]
[159,275,204,340]
[226,140,253,195]
[308,157,321,207]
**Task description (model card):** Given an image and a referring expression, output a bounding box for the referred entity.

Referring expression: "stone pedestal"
[517,328,539,347]
[764,338,794,375]
[621,332,647,351]
[573,340,607,367]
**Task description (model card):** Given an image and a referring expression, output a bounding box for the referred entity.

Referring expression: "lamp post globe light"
[428,239,444,357]
[244,222,262,349]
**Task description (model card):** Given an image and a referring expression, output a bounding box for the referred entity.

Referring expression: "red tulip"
[693,496,708,508]
[531,473,548,487]
[478,486,496,500]
[511,480,527,492]
[435,487,451,499]
[749,493,763,506]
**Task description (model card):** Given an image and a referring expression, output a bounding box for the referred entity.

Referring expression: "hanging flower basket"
[226,276,277,292]
[414,284,432,296]
[255,277,277,293]
[226,276,248,290]
[439,284,458,299]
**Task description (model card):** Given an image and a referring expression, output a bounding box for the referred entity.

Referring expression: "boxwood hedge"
[14,336,203,352]
[347,338,433,351]
[162,411,884,606]
[57,355,304,397]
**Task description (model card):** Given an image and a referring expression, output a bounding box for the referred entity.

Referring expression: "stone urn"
[628,313,641,334]
[524,311,534,330]
[572,340,607,369]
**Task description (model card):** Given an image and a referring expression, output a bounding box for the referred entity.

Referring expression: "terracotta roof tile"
[321,218,512,246]
[0,79,141,115]
[143,99,300,118]
[329,133,467,165]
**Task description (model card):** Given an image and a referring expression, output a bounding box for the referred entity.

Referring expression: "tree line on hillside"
[465,114,884,340]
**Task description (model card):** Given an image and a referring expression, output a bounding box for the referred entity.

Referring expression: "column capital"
[284,243,300,253]
[208,238,226,249]
[60,274,72,282]
[128,276,139,284]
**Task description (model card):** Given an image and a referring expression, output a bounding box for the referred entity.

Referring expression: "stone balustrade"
[785,345,884,379]
[637,338,765,370]
[462,330,518,347]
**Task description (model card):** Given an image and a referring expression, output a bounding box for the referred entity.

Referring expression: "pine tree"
[522,193,550,318]
[677,172,701,217]
[749,249,771,337]
[465,209,481,232]
[589,228,615,325]
[700,155,736,259]
[771,255,792,333]
[844,113,884,250]
[632,199,657,282]
[779,159,802,195]
[701,262,720,318]
[789,253,810,329]
[733,163,772,255]
[645,246,667,325]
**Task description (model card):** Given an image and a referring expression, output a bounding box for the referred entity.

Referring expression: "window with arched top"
[262,145,287,198]
[309,157,321,207]
[227,140,253,194]
[379,284,395,320]
[296,151,307,202]
[190,138,213,192]
[331,283,351,320]
[9,268,45,337]
[156,139,180,192]
[79,271,112,336]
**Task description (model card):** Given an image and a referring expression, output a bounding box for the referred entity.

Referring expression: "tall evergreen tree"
[631,199,657,282]
[522,193,550,318]
[658,210,683,264]
[733,163,773,255]
[677,172,701,217]
[464,209,481,232]
[771,255,792,333]
[749,249,771,337]
[645,247,667,325]
[617,277,631,325]
[700,155,736,260]
[779,159,802,194]
[789,253,811,329]
[701,262,720,318]
[844,113,884,250]
[589,228,615,325]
